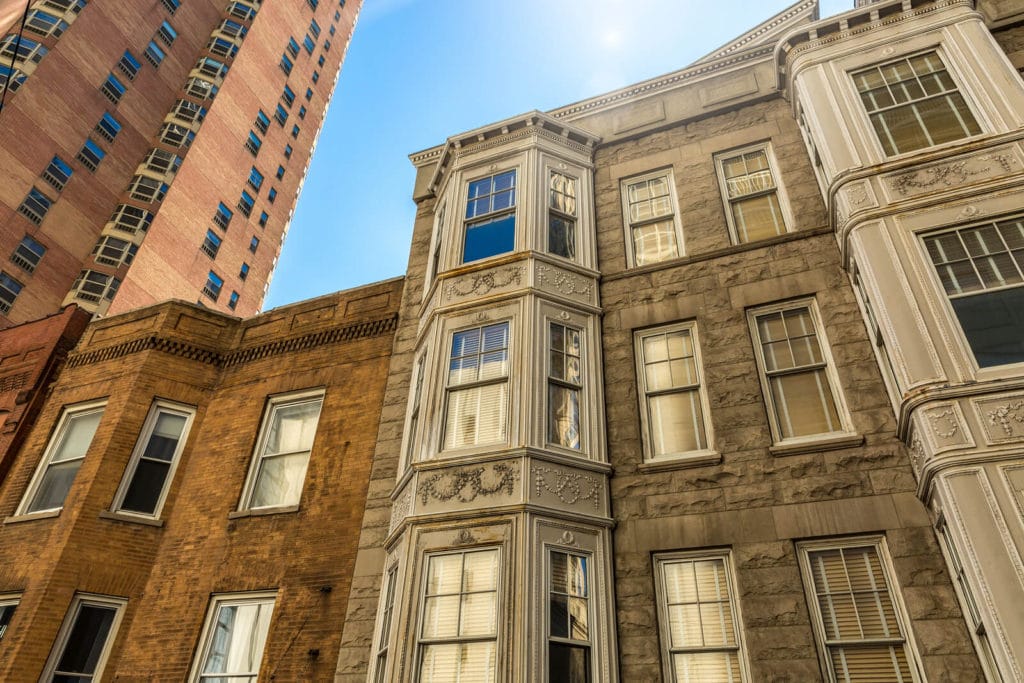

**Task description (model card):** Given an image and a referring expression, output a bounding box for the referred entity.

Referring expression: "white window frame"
[620,168,685,268]
[546,548,594,682]
[0,593,20,641]
[797,536,923,683]
[634,322,715,464]
[238,389,325,512]
[189,591,277,682]
[402,354,427,468]
[547,321,585,452]
[110,400,195,519]
[16,400,106,516]
[547,169,579,262]
[919,216,1024,372]
[653,550,749,683]
[41,593,126,682]
[747,299,854,447]
[460,166,518,265]
[850,49,982,159]
[371,562,400,683]
[424,199,447,295]
[713,142,793,245]
[440,320,512,454]
[415,546,503,682]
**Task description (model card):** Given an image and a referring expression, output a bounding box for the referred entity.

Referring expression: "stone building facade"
[0,278,401,680]
[0,0,360,325]
[339,1,1024,682]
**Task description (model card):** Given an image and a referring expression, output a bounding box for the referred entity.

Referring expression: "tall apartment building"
[335,0,1024,681]
[0,0,359,326]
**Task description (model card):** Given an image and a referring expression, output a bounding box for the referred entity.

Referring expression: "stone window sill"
[228,504,299,519]
[769,433,864,457]
[4,509,60,525]
[638,451,722,473]
[98,510,164,527]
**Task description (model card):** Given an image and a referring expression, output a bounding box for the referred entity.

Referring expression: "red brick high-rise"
[0,0,359,326]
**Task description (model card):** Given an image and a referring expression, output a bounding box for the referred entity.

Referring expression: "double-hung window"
[923,217,1024,367]
[18,401,105,515]
[748,301,849,443]
[548,551,592,681]
[548,323,582,450]
[654,552,747,683]
[373,565,399,683]
[418,548,500,682]
[112,402,194,517]
[715,144,789,244]
[462,170,516,263]
[239,391,323,510]
[798,538,921,682]
[622,170,683,267]
[443,322,509,450]
[635,323,711,461]
[853,51,981,156]
[12,234,46,273]
[191,593,275,682]
[42,594,126,682]
[548,171,578,260]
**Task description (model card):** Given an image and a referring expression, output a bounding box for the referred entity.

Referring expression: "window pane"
[55,605,116,675]
[203,602,273,676]
[769,369,841,439]
[633,220,679,265]
[264,400,321,455]
[549,215,576,260]
[951,287,1024,367]
[671,651,743,683]
[548,384,580,449]
[29,460,81,513]
[731,194,786,243]
[463,214,515,263]
[444,384,508,449]
[549,643,591,683]
[120,458,170,514]
[420,643,496,683]
[830,645,913,682]
[251,451,310,508]
[649,390,706,454]
[51,411,103,463]
[142,412,187,462]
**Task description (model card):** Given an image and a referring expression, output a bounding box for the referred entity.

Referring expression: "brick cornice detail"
[66,314,399,369]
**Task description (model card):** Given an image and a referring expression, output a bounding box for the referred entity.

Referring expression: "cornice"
[66,314,399,369]
[693,0,817,65]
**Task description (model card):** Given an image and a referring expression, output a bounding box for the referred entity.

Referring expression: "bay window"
[443,323,509,450]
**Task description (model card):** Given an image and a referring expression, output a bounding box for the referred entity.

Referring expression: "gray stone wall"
[596,97,984,682]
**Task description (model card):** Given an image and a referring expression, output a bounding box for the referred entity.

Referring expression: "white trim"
[619,167,685,268]
[633,321,716,464]
[41,593,126,682]
[796,536,924,683]
[16,399,107,516]
[713,141,794,245]
[652,549,750,683]
[0,593,20,641]
[459,164,520,265]
[746,298,856,447]
[110,399,195,519]
[237,389,325,512]
[544,547,594,682]
[188,591,277,683]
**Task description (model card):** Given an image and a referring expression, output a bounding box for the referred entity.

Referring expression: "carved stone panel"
[441,265,527,305]
[883,147,1022,200]
[414,459,522,514]
[838,179,878,216]
[920,402,974,454]
[389,484,414,534]
[973,393,1024,445]
[529,460,607,516]
[534,262,597,307]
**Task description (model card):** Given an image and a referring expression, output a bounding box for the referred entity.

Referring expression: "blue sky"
[264,0,851,309]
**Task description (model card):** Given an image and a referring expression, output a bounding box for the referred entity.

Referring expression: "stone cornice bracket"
[66,314,399,369]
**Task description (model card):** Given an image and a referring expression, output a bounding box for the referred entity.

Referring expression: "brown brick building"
[0,277,401,680]
[0,0,360,326]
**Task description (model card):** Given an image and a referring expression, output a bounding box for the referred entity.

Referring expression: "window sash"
[113,402,193,517]
[443,323,509,450]
[193,595,275,681]
[45,595,125,681]
[21,403,105,514]
[242,394,324,510]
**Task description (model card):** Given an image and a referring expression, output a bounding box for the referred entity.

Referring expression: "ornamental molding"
[908,431,926,478]
[987,401,1024,438]
[389,486,413,533]
[453,529,477,546]
[417,462,520,505]
[887,153,1018,197]
[558,530,579,548]
[926,408,960,439]
[536,265,593,299]
[445,266,524,300]
[533,467,601,511]
[66,314,399,369]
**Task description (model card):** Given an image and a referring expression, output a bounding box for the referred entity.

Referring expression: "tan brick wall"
[0,278,401,680]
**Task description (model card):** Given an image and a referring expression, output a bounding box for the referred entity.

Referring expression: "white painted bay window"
[443,323,509,450]
[548,323,582,450]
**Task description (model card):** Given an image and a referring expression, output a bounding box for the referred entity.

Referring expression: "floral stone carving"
[533,467,601,511]
[418,462,519,505]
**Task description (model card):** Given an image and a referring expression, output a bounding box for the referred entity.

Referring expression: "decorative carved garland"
[987,401,1024,437]
[889,154,1017,196]
[445,267,524,299]
[537,265,592,298]
[533,467,601,511]
[417,463,519,505]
